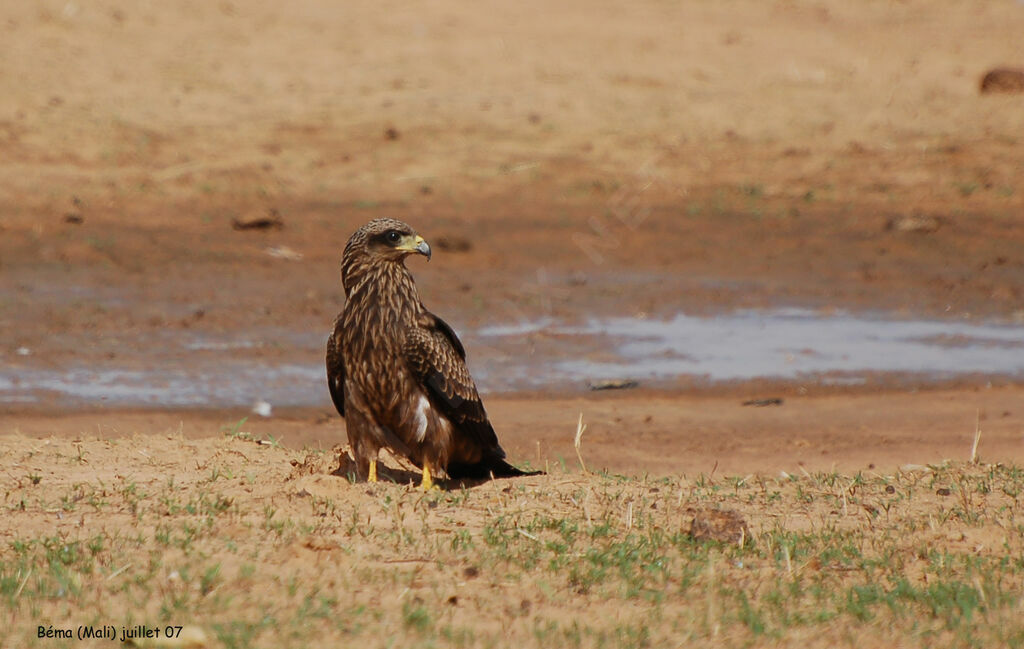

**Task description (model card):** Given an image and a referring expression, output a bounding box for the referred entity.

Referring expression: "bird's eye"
[386,230,402,243]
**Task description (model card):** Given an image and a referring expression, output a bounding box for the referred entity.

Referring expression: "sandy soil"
[3,0,1024,474]
[4,433,1021,648]
[5,385,1024,480]
[3,2,1024,647]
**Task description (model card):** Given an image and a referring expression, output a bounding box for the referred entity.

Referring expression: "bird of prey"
[326,218,540,488]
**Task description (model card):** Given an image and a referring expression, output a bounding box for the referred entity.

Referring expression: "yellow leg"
[368,459,378,483]
[420,464,435,491]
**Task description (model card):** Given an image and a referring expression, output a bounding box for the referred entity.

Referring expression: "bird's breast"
[340,295,419,411]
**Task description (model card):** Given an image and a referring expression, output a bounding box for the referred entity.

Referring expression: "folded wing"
[325,315,345,417]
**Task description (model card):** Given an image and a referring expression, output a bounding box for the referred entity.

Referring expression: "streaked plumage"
[326,218,539,486]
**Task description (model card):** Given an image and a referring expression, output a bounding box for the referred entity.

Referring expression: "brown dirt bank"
[5,386,1023,478]
[3,0,1024,477]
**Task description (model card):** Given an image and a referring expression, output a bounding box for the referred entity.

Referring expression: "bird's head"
[346,218,432,264]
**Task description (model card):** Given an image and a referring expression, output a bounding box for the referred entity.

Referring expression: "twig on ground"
[574,412,588,474]
[14,568,32,600]
[970,408,982,464]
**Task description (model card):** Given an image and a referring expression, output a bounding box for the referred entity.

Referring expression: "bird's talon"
[419,465,436,491]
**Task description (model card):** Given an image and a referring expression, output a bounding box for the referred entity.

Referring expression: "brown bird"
[326,218,540,488]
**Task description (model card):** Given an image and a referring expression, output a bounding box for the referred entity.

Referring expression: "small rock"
[16,347,31,356]
[265,245,303,260]
[742,398,783,407]
[980,67,1024,94]
[687,508,749,545]
[384,127,400,140]
[434,235,472,253]
[232,210,283,231]
[63,213,84,224]
[252,400,272,418]
[587,378,639,391]
[303,536,340,552]
[886,214,941,233]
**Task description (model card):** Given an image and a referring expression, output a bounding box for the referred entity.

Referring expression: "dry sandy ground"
[3,0,1024,324]
[5,385,1024,479]
[1,0,1023,475]
[3,1,1024,645]
[2,431,1022,648]
[0,0,1023,498]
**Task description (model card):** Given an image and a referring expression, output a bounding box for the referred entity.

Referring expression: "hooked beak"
[413,235,431,261]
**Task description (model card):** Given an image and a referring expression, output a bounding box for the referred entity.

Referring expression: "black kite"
[326,218,540,488]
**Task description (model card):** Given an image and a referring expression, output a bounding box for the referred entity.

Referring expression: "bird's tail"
[446,457,544,480]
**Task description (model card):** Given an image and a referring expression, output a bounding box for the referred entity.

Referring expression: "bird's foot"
[419,465,438,491]
[368,459,378,483]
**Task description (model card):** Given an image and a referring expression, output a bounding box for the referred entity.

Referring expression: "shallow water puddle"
[0,362,324,408]
[2,309,1023,407]
[474,308,1024,388]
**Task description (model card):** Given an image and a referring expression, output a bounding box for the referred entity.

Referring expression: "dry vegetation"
[2,425,1023,649]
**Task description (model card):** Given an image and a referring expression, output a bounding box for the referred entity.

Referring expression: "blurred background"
[2,0,1024,411]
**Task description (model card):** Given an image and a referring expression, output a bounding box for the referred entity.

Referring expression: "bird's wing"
[403,313,500,450]
[325,314,345,417]
[429,311,466,360]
